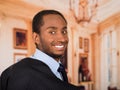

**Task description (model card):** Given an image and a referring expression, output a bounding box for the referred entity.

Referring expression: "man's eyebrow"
[63,26,67,30]
[46,26,57,30]
[46,26,67,30]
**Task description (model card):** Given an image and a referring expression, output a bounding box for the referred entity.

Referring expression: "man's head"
[32,10,69,61]
[32,10,67,34]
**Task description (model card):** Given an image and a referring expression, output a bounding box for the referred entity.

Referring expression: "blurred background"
[0,0,120,90]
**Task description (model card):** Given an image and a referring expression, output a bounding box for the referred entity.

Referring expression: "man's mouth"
[55,45,64,48]
[55,45,64,49]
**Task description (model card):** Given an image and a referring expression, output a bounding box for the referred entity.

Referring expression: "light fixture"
[69,0,98,24]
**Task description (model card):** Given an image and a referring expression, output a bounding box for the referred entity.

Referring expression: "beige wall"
[0,14,29,74]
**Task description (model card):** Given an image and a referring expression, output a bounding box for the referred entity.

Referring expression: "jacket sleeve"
[0,68,11,90]
[0,67,29,90]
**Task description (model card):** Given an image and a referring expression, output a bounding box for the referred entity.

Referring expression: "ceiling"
[0,0,70,20]
[0,0,120,27]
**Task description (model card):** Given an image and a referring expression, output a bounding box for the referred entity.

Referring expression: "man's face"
[35,14,68,60]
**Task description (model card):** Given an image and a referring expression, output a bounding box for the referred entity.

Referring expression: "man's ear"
[32,32,40,45]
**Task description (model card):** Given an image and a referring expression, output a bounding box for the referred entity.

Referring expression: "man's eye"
[49,31,56,34]
[62,30,67,35]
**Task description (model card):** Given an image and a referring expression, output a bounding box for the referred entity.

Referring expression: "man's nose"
[57,32,68,42]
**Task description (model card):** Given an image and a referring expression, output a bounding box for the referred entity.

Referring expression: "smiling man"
[33,11,68,61]
[0,10,84,90]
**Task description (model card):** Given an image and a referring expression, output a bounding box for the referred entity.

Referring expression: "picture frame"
[78,53,88,83]
[14,53,27,63]
[79,37,83,49]
[84,38,89,52]
[13,28,27,49]
[79,53,88,65]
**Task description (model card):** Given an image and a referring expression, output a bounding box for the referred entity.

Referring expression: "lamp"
[69,0,98,24]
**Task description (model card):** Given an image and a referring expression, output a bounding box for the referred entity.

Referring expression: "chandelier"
[69,0,98,24]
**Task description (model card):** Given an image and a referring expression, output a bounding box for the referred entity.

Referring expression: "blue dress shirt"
[30,49,63,80]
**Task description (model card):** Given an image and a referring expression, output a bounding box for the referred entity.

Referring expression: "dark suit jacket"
[0,58,84,90]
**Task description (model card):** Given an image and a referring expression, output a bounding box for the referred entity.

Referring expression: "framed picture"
[79,37,83,49]
[84,38,89,52]
[13,28,27,49]
[79,53,88,68]
[78,53,89,83]
[14,53,27,63]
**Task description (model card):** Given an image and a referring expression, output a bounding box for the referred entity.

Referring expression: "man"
[0,10,84,90]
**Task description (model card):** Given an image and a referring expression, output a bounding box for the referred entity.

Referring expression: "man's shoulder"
[1,58,48,77]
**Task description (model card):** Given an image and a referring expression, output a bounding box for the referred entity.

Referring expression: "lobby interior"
[0,0,120,90]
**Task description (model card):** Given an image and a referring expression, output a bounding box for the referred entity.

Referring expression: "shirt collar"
[31,49,60,76]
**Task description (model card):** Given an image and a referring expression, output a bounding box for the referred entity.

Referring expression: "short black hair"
[32,10,67,34]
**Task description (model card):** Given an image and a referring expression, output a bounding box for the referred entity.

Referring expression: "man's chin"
[49,54,63,60]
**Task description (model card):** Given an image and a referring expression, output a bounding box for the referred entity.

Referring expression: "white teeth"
[55,45,64,48]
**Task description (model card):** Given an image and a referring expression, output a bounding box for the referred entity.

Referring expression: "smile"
[55,45,64,49]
